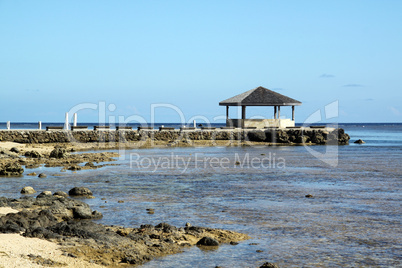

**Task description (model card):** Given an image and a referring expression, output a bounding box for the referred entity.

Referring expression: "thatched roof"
[219,86,302,106]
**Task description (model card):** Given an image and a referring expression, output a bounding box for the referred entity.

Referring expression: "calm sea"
[0,123,401,267]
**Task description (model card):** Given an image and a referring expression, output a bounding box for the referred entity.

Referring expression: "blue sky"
[1,0,401,124]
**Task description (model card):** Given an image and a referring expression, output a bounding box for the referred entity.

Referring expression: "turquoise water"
[0,124,401,267]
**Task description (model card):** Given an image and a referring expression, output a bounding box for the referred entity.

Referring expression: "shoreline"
[0,194,250,267]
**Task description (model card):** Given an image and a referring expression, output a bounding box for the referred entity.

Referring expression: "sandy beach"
[0,207,102,268]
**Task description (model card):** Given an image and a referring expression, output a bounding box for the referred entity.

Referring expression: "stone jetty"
[0,127,350,145]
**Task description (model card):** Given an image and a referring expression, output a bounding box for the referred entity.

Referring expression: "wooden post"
[226,106,229,120]
[292,106,295,121]
[274,106,277,119]
[278,106,281,119]
[241,105,246,128]
[38,121,42,130]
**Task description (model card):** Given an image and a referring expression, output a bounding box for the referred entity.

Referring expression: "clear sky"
[1,0,401,124]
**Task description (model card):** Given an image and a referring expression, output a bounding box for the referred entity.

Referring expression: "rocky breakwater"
[0,146,119,176]
[0,188,250,266]
[0,128,350,145]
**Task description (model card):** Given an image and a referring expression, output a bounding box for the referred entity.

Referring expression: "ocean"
[0,123,401,267]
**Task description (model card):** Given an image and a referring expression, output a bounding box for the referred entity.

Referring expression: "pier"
[0,127,350,145]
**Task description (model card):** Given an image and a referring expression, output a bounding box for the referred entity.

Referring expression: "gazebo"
[219,86,302,128]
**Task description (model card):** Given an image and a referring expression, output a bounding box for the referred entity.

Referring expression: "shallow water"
[0,124,401,267]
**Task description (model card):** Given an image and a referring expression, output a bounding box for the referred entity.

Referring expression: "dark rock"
[121,256,137,265]
[73,206,94,219]
[295,135,309,143]
[311,132,326,144]
[68,187,93,197]
[335,128,350,145]
[67,165,82,171]
[140,224,154,230]
[10,147,20,153]
[260,262,280,268]
[24,150,42,158]
[84,162,95,167]
[0,222,26,233]
[0,162,24,176]
[50,147,68,158]
[38,173,47,178]
[305,194,313,198]
[150,234,160,239]
[155,222,177,233]
[247,131,266,142]
[354,139,365,144]
[276,131,289,143]
[91,210,103,219]
[196,236,219,246]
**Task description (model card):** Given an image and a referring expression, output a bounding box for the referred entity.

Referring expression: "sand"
[0,208,102,268]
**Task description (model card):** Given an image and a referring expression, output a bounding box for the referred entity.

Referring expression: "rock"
[38,173,47,178]
[53,191,68,198]
[354,139,365,144]
[295,135,309,143]
[73,206,94,219]
[196,237,219,247]
[276,131,289,143]
[67,165,82,171]
[10,147,20,153]
[185,222,191,227]
[84,162,95,168]
[147,209,155,214]
[305,194,313,198]
[50,147,69,158]
[155,222,177,233]
[27,172,37,176]
[24,150,42,158]
[311,132,326,144]
[247,131,266,142]
[260,262,280,268]
[21,186,36,194]
[68,187,93,198]
[0,162,24,176]
[37,191,52,198]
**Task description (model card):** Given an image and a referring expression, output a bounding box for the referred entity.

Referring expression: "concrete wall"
[227,119,295,128]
